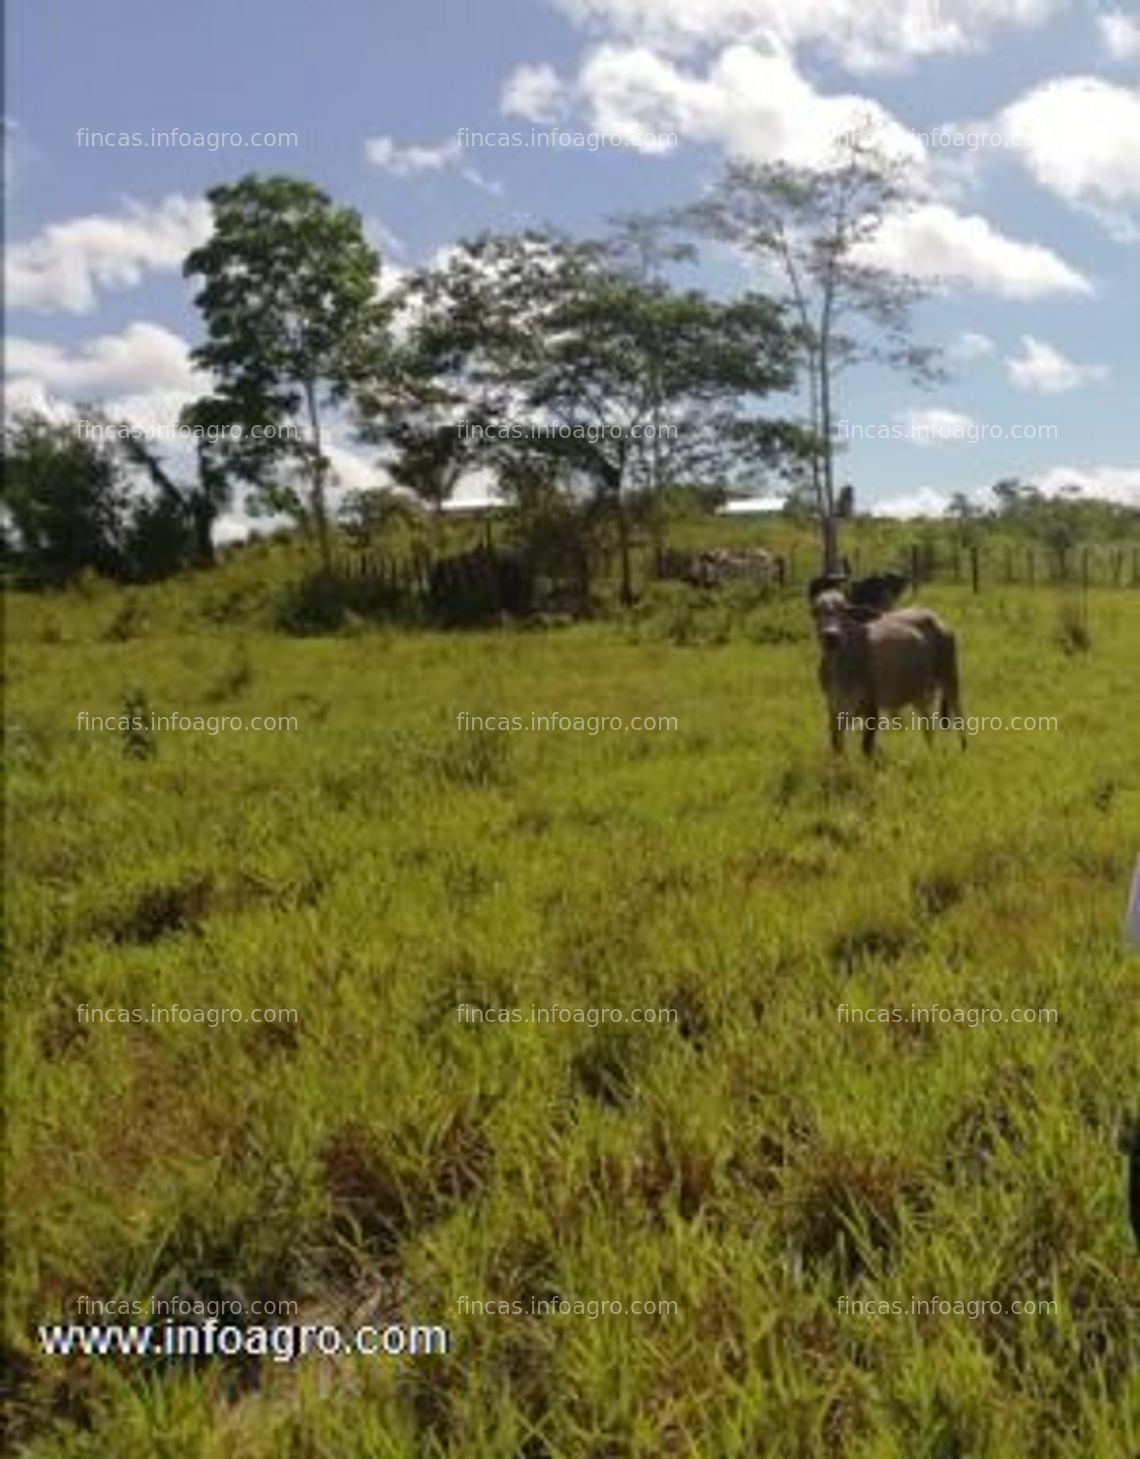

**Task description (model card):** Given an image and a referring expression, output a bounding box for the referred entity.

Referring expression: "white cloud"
[501,63,572,121]
[573,44,1091,299]
[365,135,461,175]
[6,322,207,396]
[1005,335,1109,392]
[365,134,503,195]
[1030,464,1140,506]
[578,42,926,163]
[870,465,1140,517]
[1099,11,1140,61]
[868,486,951,518]
[854,202,1093,298]
[554,0,1066,71]
[894,407,979,445]
[5,195,211,314]
[949,330,995,360]
[3,375,73,422]
[992,76,1140,238]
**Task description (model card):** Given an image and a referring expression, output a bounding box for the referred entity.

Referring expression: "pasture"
[5,555,1139,1457]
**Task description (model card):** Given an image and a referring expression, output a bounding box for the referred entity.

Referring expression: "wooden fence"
[333,540,1140,609]
[657,542,1140,592]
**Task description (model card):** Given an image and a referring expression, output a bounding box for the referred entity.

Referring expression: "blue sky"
[5,0,1139,521]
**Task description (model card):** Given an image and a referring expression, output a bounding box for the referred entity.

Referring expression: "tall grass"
[5,560,1138,1456]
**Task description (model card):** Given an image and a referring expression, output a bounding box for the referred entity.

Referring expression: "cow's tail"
[938,632,966,750]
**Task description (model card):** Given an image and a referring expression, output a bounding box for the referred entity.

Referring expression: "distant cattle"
[809,586,965,755]
[688,547,775,586]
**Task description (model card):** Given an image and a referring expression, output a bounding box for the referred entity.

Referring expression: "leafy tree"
[354,242,530,540]
[184,175,390,570]
[688,123,942,572]
[947,491,982,520]
[416,231,799,604]
[111,396,241,568]
[2,411,128,584]
[338,486,425,550]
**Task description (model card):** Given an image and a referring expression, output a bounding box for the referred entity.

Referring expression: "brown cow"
[810,587,966,755]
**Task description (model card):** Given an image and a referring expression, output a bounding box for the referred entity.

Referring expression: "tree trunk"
[190,496,217,567]
[817,342,839,575]
[609,447,633,607]
[617,502,633,607]
[303,377,332,572]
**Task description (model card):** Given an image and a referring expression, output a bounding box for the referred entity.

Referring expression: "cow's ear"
[845,604,881,623]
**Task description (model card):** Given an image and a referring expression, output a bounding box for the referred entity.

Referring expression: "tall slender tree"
[184,175,390,570]
[688,124,942,572]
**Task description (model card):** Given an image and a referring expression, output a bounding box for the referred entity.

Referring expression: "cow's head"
[810,587,881,651]
[810,588,850,651]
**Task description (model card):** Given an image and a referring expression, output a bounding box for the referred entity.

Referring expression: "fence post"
[1027,548,1034,587]
[970,546,980,594]
[953,548,961,582]
[911,543,920,588]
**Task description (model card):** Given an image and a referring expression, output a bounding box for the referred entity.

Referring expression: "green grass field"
[5,555,1139,1457]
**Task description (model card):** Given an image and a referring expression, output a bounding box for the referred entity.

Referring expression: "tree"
[338,486,424,550]
[2,412,128,584]
[947,491,982,520]
[836,483,855,518]
[688,123,943,573]
[600,214,698,508]
[417,231,799,604]
[354,253,507,539]
[112,396,240,568]
[184,175,390,571]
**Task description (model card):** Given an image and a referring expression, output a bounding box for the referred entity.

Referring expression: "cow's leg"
[861,702,878,758]
[920,692,936,747]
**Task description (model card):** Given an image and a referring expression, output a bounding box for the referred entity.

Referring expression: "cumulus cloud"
[554,0,1067,71]
[572,44,1091,299]
[578,42,925,163]
[853,202,1092,298]
[5,195,211,314]
[1098,11,1140,61]
[867,486,952,518]
[6,322,207,396]
[1029,464,1140,506]
[869,465,1140,518]
[1005,335,1109,392]
[991,76,1140,238]
[501,63,572,121]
